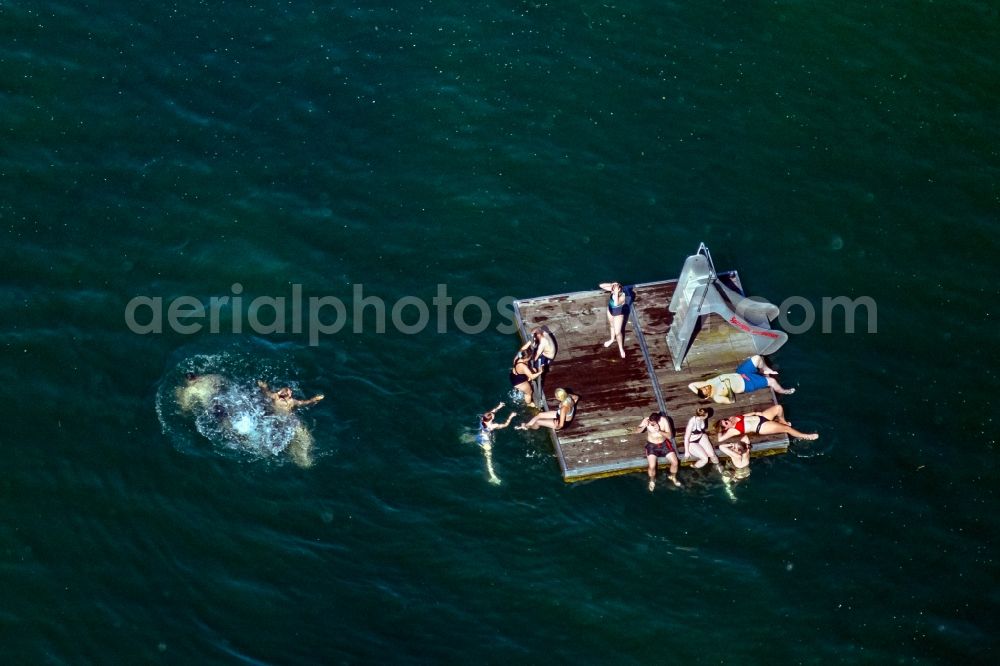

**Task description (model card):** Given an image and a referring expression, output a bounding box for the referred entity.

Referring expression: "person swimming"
[176,373,224,412]
[476,401,515,485]
[175,372,324,468]
[718,440,752,481]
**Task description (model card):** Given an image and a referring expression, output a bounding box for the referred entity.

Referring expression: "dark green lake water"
[2,0,998,662]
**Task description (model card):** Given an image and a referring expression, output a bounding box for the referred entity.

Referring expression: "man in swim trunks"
[687,354,795,404]
[519,327,557,372]
[634,412,681,491]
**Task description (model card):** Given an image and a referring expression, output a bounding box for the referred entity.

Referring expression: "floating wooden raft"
[513,273,790,482]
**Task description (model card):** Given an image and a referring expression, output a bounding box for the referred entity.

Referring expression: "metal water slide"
[665,243,788,370]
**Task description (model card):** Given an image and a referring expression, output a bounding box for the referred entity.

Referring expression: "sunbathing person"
[714,404,819,443]
[688,355,795,404]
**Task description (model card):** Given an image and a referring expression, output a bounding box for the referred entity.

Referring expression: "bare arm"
[517,363,542,381]
[716,428,742,443]
[555,405,569,430]
[683,418,696,445]
[490,412,516,431]
[294,394,325,408]
[632,417,650,435]
[719,443,739,461]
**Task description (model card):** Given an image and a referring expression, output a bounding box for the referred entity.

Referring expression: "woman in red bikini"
[714,404,819,444]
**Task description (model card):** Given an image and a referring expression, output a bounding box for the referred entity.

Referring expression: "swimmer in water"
[257,381,325,468]
[718,439,752,481]
[480,401,516,435]
[176,373,224,412]
[257,381,325,415]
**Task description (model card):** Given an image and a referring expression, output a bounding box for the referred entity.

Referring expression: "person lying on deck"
[635,412,681,491]
[516,388,578,431]
[687,354,795,404]
[714,404,819,445]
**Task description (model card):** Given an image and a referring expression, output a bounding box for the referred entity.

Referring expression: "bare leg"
[482,442,501,485]
[688,440,714,468]
[288,425,314,468]
[517,409,558,429]
[760,404,789,425]
[751,355,779,375]
[766,377,795,394]
[666,452,681,486]
[759,421,818,440]
[614,314,625,358]
[646,454,657,491]
[529,418,561,431]
[605,313,625,358]
[686,440,709,468]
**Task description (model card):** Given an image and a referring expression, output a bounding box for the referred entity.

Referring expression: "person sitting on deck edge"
[516,388,578,431]
[687,354,795,404]
[635,412,681,491]
[683,407,719,469]
[518,327,556,373]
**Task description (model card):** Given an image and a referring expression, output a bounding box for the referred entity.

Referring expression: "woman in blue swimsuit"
[599,281,627,359]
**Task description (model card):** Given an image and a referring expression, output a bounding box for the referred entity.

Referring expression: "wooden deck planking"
[630,275,790,459]
[515,274,789,482]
